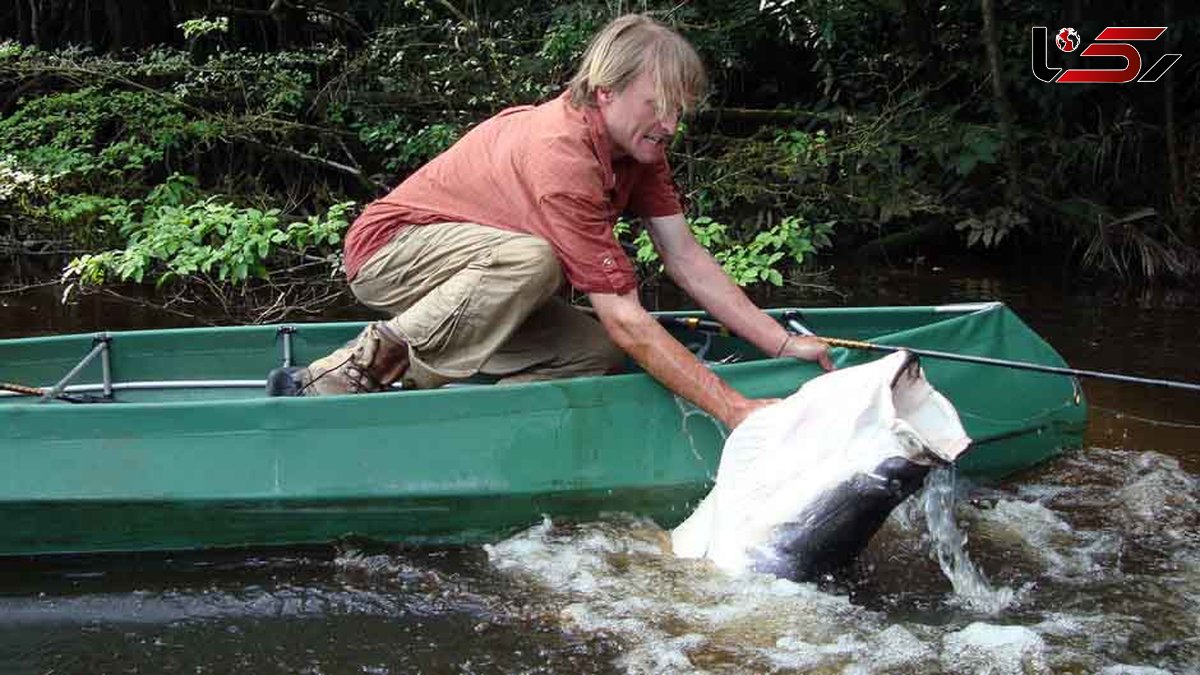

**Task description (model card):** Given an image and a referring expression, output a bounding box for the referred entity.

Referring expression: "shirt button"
[603,257,614,268]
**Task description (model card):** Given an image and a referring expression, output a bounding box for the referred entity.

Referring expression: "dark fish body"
[750,456,932,580]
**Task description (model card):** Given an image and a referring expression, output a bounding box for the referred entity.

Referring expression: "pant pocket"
[396,263,487,352]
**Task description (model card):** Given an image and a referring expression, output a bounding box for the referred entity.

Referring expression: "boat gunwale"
[1,304,993,346]
[0,303,1005,413]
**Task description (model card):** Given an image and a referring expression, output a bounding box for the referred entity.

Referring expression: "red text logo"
[1031,26,1181,84]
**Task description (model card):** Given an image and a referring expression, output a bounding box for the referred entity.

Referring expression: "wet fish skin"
[750,456,933,581]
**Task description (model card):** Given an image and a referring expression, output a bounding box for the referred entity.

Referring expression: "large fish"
[672,350,970,581]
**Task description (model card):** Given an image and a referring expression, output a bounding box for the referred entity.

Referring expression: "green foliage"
[538,5,603,77]
[43,194,128,248]
[1053,200,1199,279]
[0,154,73,242]
[775,129,829,169]
[174,46,339,117]
[955,207,1028,249]
[397,123,463,167]
[953,126,1003,178]
[357,120,463,172]
[0,155,54,205]
[178,16,229,40]
[2,0,1196,290]
[716,215,834,286]
[611,219,656,266]
[825,99,961,226]
[0,87,206,187]
[63,176,354,288]
[360,9,555,114]
[0,40,23,61]
[616,214,833,287]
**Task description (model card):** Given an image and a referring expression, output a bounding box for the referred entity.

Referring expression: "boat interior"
[0,305,998,406]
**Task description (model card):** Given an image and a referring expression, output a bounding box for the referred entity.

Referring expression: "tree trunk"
[14,0,30,44]
[49,0,73,46]
[26,0,41,47]
[103,0,122,50]
[899,0,935,78]
[83,0,92,47]
[1162,0,1187,240]
[979,0,1022,206]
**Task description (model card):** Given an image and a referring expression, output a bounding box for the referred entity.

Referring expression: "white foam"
[487,517,909,673]
[843,624,937,674]
[971,499,1120,580]
[1117,453,1198,528]
[940,623,1049,675]
[1098,666,1175,675]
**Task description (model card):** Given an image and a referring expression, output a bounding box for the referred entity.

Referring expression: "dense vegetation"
[2,1,1197,319]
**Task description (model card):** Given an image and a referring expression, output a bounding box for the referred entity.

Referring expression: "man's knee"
[500,236,563,297]
[522,238,564,292]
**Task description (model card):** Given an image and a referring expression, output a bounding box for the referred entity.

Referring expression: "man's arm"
[645,213,832,368]
[588,290,769,429]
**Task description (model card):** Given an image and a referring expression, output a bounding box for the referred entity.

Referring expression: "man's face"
[596,69,680,164]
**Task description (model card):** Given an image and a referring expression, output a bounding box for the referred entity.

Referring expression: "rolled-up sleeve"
[536,191,637,294]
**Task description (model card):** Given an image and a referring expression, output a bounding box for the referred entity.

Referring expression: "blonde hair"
[567,14,706,116]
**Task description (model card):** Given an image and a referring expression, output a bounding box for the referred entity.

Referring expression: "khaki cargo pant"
[349,221,624,389]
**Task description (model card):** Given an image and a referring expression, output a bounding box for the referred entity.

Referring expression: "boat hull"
[0,304,1087,556]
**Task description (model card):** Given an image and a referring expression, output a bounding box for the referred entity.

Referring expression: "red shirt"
[343,92,682,294]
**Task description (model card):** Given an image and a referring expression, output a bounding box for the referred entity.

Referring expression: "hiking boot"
[265,322,410,396]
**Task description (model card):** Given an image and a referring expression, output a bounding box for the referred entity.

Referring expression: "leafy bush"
[0,40,22,61]
[357,120,463,172]
[0,155,54,205]
[615,214,833,287]
[178,16,229,40]
[3,0,1196,291]
[63,176,354,288]
[0,87,207,187]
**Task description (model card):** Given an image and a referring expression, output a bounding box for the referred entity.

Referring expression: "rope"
[0,381,101,403]
[821,337,882,351]
[0,381,45,397]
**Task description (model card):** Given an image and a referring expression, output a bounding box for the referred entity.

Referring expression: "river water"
[0,262,1197,674]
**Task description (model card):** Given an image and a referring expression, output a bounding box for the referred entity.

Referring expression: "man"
[269,14,831,430]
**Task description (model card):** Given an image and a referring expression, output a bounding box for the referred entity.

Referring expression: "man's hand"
[778,335,834,371]
[727,397,781,429]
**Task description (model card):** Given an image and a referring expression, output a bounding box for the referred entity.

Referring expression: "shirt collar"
[565,91,616,191]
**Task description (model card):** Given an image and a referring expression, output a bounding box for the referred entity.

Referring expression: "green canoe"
[0,303,1086,557]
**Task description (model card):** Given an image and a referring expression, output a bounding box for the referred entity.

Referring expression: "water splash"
[922,467,1017,614]
[486,516,929,674]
